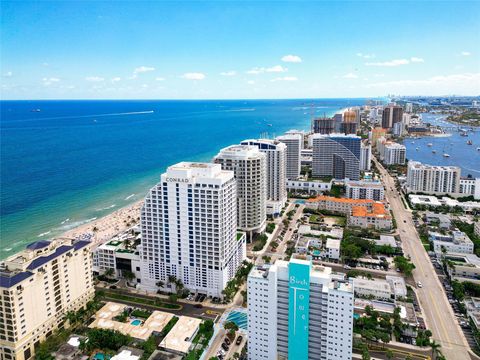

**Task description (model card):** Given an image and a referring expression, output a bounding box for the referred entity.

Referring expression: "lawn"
[101,291,181,310]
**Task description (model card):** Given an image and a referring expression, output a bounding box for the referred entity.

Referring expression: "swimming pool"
[130,319,142,326]
[353,313,360,320]
[226,310,248,330]
[295,199,306,204]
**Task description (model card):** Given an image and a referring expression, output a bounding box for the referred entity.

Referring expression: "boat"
[477,147,480,151]
[30,108,41,112]
[460,132,468,137]
[416,147,419,151]
[427,143,433,147]
[411,141,415,144]
[443,153,450,158]
[432,150,437,154]
[467,140,473,145]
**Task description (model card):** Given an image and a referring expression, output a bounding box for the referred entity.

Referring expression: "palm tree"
[104,268,115,279]
[65,311,79,327]
[123,270,135,284]
[430,340,442,359]
[156,281,165,289]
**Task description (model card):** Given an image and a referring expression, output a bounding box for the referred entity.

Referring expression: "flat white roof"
[160,316,202,354]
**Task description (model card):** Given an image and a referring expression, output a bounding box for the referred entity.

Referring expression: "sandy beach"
[61,200,143,245]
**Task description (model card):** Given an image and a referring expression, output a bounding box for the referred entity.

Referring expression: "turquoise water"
[353,313,360,320]
[226,310,248,330]
[1,99,370,259]
[130,319,142,326]
[93,354,106,360]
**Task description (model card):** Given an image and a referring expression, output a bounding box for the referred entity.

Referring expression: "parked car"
[224,338,231,345]
[236,335,243,345]
[417,281,423,288]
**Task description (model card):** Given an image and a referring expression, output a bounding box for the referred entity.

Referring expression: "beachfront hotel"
[139,162,246,297]
[0,239,94,360]
[247,258,354,360]
[214,145,267,239]
[311,133,361,180]
[240,139,287,216]
[276,133,302,180]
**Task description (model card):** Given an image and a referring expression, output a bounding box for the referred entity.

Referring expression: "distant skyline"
[1,1,479,100]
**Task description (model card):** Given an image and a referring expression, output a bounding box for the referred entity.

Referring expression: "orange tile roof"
[352,203,391,218]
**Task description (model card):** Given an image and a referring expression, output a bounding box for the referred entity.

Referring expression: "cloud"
[246,65,288,74]
[460,51,471,56]
[181,72,206,80]
[365,59,410,67]
[342,73,358,79]
[271,76,298,82]
[356,53,375,59]
[246,67,264,75]
[220,71,237,76]
[85,76,105,82]
[42,77,60,86]
[3,71,13,77]
[134,66,155,74]
[247,80,255,85]
[111,77,121,83]
[266,65,288,73]
[155,77,166,81]
[410,57,424,63]
[281,55,302,63]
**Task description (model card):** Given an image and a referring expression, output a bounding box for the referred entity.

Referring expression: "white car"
[417,281,423,288]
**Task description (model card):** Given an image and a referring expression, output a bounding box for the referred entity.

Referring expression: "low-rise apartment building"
[345,180,385,201]
[430,230,474,255]
[349,203,392,230]
[445,253,480,283]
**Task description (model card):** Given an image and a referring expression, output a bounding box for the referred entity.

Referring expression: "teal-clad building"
[247,258,354,360]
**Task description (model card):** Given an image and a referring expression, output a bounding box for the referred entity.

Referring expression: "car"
[194,304,203,309]
[224,338,231,345]
[236,335,243,345]
[417,281,423,288]
[221,343,229,351]
[343,265,351,270]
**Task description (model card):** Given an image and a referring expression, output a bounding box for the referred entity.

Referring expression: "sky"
[1,1,479,100]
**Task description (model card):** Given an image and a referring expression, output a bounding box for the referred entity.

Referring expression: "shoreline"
[59,199,143,246]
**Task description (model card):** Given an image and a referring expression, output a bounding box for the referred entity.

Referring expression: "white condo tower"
[139,162,246,297]
[214,145,267,239]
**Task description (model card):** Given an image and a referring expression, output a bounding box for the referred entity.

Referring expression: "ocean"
[403,113,480,177]
[0,98,367,259]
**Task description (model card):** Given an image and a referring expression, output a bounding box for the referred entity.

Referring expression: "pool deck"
[89,301,174,341]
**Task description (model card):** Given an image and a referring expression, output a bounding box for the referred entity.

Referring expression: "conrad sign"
[166,177,189,183]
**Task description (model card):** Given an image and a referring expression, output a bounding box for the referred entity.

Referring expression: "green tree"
[123,270,135,284]
[104,268,115,278]
[386,349,394,360]
[430,340,442,360]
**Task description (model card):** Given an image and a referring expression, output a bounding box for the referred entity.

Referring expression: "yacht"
[467,140,473,145]
[443,153,450,158]
[427,143,433,147]
[432,150,437,154]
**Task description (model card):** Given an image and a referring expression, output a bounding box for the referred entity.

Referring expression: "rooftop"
[159,316,202,354]
[89,302,175,341]
[351,203,390,218]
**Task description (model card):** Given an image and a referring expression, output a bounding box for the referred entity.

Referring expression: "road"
[374,157,470,359]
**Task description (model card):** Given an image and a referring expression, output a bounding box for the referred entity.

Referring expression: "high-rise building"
[392,121,404,137]
[382,104,403,129]
[214,145,267,237]
[370,127,387,146]
[405,102,413,113]
[311,133,361,180]
[139,162,246,297]
[247,258,354,360]
[0,239,94,360]
[313,117,335,134]
[276,133,302,180]
[360,142,372,171]
[285,129,305,149]
[240,139,287,215]
[383,143,406,165]
[407,161,461,195]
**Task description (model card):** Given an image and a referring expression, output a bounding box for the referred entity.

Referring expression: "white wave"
[3,248,12,252]
[124,194,135,200]
[54,217,98,232]
[61,218,70,224]
[17,111,155,123]
[96,204,116,211]
[224,108,255,112]
[37,231,51,237]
